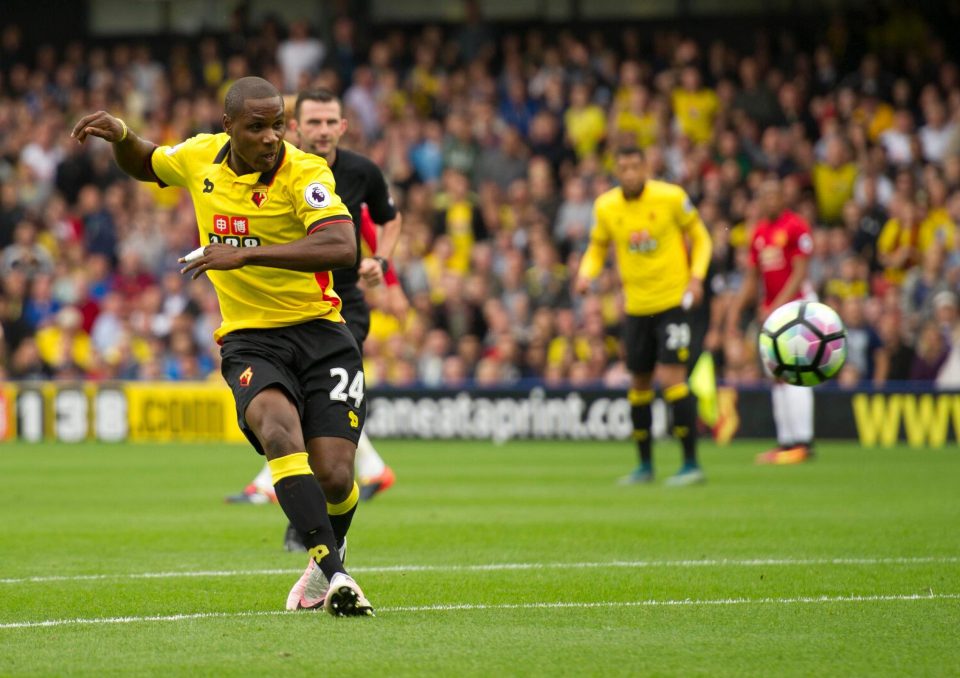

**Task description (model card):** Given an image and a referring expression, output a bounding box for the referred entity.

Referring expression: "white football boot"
[285,538,347,611]
[324,572,375,617]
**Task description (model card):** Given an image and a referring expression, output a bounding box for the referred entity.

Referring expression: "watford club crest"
[251,189,268,208]
[239,366,254,387]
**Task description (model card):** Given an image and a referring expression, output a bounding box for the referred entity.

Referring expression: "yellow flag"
[689,351,718,426]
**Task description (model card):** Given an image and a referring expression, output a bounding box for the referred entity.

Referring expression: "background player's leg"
[658,363,704,486]
[624,372,655,484]
[759,382,813,464]
[356,431,396,501]
[785,384,814,448]
[356,432,384,478]
[245,388,346,583]
[780,383,814,463]
[771,382,794,448]
[622,315,657,484]
[251,463,274,493]
[225,462,277,504]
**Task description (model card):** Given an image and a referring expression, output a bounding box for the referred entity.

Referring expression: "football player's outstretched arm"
[71,111,157,182]
[180,221,357,280]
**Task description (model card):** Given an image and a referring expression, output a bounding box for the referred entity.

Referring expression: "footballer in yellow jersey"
[71,77,374,617]
[576,147,712,486]
[151,132,352,342]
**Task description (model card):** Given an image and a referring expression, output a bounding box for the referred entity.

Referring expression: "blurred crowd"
[1,5,960,389]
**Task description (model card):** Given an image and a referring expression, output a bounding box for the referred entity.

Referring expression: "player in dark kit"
[72,77,374,616]
[288,87,403,505]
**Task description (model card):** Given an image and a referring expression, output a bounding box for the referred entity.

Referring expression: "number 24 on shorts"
[329,368,364,407]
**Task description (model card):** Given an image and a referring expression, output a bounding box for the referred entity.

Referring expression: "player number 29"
[665,323,691,351]
[329,368,364,407]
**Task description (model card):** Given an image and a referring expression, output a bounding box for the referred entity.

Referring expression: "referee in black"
[285,88,403,550]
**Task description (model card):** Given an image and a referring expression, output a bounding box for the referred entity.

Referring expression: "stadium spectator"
[565,82,606,159]
[910,319,949,381]
[1,12,960,394]
[919,99,956,164]
[277,19,325,92]
[1,221,54,279]
[813,136,857,225]
[671,65,719,146]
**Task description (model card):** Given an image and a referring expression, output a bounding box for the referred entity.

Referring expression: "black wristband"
[373,256,389,274]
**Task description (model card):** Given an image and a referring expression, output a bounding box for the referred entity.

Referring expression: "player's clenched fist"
[71,111,126,144]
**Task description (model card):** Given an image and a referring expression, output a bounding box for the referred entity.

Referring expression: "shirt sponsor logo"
[230,216,249,236]
[213,214,229,235]
[628,230,658,253]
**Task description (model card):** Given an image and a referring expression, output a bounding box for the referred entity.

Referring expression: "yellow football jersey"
[150,133,352,342]
[812,162,857,224]
[581,180,711,316]
[671,88,719,145]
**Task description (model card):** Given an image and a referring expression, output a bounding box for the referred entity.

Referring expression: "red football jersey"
[748,209,813,310]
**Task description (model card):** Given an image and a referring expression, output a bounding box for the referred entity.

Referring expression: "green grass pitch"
[0,438,958,676]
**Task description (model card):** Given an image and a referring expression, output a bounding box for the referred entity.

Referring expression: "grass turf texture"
[0,439,958,677]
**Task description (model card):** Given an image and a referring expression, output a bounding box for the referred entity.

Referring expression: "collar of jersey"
[213,140,286,186]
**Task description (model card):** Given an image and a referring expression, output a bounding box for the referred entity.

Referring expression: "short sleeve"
[150,135,211,188]
[792,217,814,258]
[364,164,398,225]
[290,158,353,234]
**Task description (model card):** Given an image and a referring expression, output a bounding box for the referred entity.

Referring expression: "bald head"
[224,76,281,119]
[221,76,286,176]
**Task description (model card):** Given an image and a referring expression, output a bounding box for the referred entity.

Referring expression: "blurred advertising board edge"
[1,382,245,445]
[0,383,957,448]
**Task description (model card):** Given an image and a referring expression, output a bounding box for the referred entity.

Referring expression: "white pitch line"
[1,556,957,586]
[1,593,958,630]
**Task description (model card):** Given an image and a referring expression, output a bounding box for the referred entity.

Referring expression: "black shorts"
[336,285,370,349]
[220,319,366,455]
[623,306,692,374]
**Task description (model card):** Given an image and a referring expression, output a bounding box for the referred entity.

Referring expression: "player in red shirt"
[726,178,816,464]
